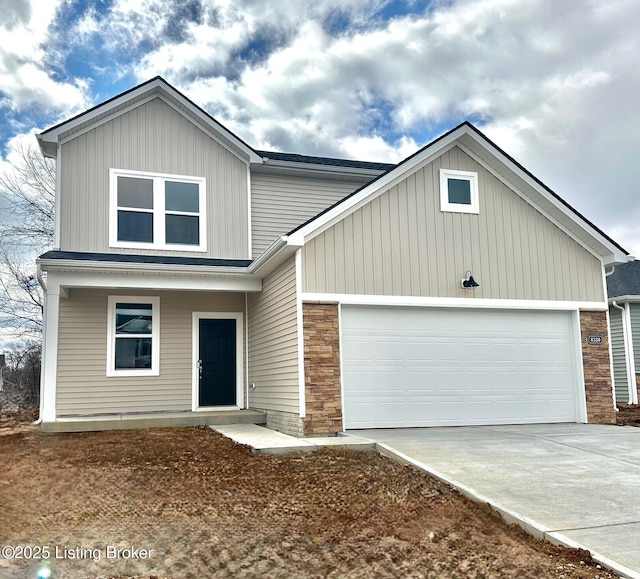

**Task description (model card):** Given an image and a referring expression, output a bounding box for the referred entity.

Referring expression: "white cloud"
[2,0,640,255]
[0,0,88,115]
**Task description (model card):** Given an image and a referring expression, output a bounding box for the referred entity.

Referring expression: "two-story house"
[36,77,629,436]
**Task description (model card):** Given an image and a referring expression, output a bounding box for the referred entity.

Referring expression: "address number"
[587,335,603,345]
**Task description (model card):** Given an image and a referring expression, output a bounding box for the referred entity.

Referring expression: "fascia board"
[52,270,262,293]
[248,236,301,276]
[608,295,640,304]
[38,78,262,164]
[459,130,628,264]
[37,257,255,278]
[252,158,387,180]
[287,128,465,246]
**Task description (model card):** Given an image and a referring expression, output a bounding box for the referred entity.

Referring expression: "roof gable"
[286,122,629,266]
[37,76,262,163]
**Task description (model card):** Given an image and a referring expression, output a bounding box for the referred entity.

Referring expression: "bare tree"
[0,140,55,342]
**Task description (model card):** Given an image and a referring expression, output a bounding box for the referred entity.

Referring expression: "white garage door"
[341,306,580,429]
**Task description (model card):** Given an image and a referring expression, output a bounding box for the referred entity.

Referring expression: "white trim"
[106,296,160,377]
[109,168,207,252]
[247,167,252,259]
[458,142,605,263]
[300,293,607,312]
[284,124,627,265]
[42,270,261,293]
[337,302,345,431]
[608,294,640,304]
[191,312,244,411]
[455,133,627,264]
[287,136,460,246]
[40,79,262,163]
[53,147,61,249]
[439,168,479,214]
[295,249,306,418]
[40,281,61,422]
[571,310,589,423]
[245,293,250,410]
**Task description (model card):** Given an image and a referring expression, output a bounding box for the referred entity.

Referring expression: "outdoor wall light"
[461,270,480,289]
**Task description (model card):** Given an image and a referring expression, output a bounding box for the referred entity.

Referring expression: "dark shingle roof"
[255,150,395,172]
[607,261,640,298]
[38,251,252,268]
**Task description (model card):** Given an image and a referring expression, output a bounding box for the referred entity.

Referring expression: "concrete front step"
[41,410,266,433]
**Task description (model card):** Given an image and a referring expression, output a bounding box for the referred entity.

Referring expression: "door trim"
[192,312,244,411]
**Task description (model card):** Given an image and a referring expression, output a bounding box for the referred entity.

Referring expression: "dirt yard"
[0,411,626,579]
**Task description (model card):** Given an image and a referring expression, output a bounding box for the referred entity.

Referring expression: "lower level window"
[107,296,160,376]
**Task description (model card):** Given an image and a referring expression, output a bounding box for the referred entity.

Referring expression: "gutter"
[37,258,257,278]
[248,236,302,276]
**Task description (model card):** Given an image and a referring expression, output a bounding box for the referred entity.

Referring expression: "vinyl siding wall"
[56,288,245,416]
[631,303,640,373]
[251,173,371,257]
[609,305,629,403]
[247,257,299,413]
[302,146,604,302]
[59,96,249,258]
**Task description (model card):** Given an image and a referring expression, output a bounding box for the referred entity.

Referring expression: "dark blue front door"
[199,319,236,407]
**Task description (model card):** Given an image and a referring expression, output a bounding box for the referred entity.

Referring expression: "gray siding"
[609,305,629,403]
[247,256,299,413]
[59,96,249,258]
[56,289,245,416]
[631,303,640,373]
[302,146,604,302]
[251,173,370,257]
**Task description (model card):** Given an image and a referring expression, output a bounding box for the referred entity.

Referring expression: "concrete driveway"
[352,424,640,579]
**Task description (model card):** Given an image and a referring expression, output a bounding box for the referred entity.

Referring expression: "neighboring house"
[607,261,640,406]
[36,77,630,436]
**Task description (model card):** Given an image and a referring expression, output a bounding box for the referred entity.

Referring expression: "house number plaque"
[587,335,603,345]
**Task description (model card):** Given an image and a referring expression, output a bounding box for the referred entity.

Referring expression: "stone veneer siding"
[580,310,616,424]
[257,408,304,437]
[303,303,343,435]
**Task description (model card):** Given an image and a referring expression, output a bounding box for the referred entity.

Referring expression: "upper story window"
[439,168,479,214]
[109,169,207,251]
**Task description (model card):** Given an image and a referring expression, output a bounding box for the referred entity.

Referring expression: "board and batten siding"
[247,257,299,414]
[302,146,604,302]
[251,173,371,257]
[59,96,249,259]
[56,289,246,416]
[609,305,629,403]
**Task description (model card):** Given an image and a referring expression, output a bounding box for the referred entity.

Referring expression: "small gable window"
[439,168,479,214]
[110,169,206,251]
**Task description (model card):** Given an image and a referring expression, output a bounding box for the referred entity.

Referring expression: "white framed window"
[107,296,160,377]
[439,168,479,214]
[109,169,207,251]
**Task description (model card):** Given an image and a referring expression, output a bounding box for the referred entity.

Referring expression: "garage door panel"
[342,306,579,429]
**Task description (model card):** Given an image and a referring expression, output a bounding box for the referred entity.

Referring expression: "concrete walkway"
[211,422,640,578]
[354,424,640,579]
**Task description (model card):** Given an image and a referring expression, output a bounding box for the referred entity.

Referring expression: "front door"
[198,318,237,407]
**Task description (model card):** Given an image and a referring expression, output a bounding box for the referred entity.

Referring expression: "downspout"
[612,301,635,405]
[245,292,249,410]
[34,263,46,425]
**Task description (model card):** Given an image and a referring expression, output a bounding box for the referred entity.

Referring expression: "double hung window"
[110,169,206,251]
[107,296,160,376]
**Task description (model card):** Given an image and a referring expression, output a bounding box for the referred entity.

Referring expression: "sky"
[1,0,640,261]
